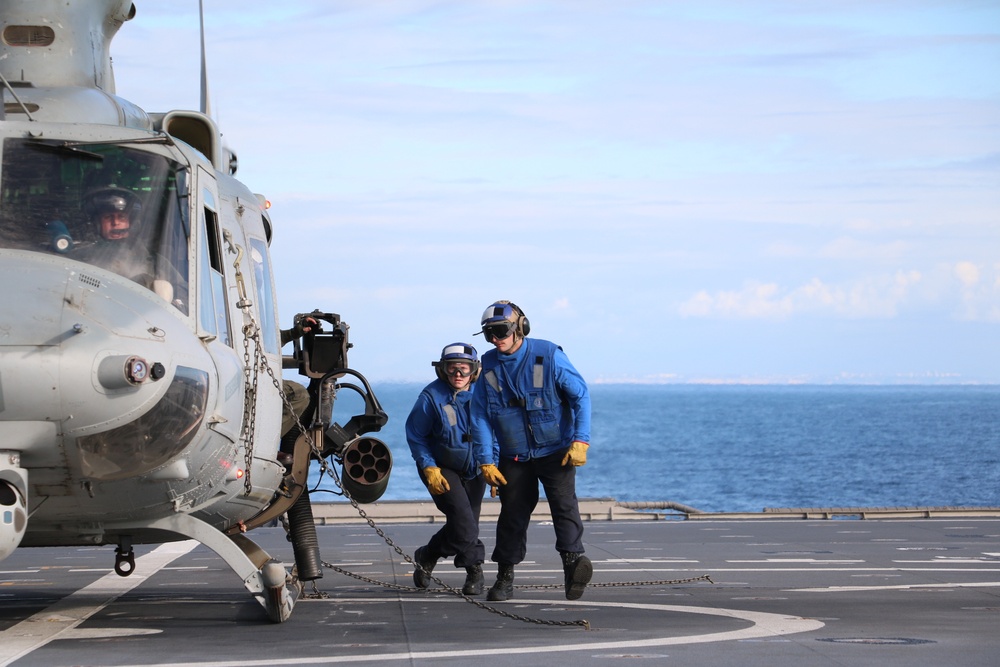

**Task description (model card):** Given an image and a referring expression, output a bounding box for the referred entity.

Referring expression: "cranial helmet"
[432,342,480,383]
[480,300,530,340]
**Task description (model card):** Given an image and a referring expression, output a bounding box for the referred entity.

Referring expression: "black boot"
[412,546,438,589]
[462,564,484,595]
[561,552,592,600]
[486,563,514,601]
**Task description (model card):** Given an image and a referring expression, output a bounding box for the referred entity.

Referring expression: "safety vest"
[479,339,570,460]
[420,380,476,476]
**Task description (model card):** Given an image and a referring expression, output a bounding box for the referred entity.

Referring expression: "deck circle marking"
[147,597,824,666]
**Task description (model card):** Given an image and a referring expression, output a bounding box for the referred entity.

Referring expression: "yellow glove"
[423,467,450,495]
[480,464,507,488]
[561,441,589,467]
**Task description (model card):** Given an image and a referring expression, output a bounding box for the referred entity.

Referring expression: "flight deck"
[1,501,998,667]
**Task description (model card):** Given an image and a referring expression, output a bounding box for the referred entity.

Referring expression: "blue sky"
[112,1,1000,383]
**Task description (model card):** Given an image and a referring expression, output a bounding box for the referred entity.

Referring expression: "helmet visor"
[483,321,516,341]
[444,362,474,378]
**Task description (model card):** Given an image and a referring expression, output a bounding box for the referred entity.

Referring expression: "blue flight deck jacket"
[405,379,480,480]
[471,337,590,465]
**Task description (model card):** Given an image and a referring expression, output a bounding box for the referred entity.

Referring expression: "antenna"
[199,0,211,116]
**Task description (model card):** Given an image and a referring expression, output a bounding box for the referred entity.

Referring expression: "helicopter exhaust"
[285,490,323,581]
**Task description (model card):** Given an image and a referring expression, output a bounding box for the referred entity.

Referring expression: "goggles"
[444,363,474,377]
[482,321,516,341]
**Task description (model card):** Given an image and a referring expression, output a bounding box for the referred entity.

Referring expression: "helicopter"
[0,0,392,622]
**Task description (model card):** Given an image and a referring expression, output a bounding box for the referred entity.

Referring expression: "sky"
[110,0,1000,384]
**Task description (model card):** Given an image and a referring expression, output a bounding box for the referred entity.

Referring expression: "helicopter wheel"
[115,543,136,576]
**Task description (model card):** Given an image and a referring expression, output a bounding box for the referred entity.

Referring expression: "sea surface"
[308,384,1000,513]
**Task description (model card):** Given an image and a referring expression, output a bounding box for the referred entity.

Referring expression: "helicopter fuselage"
[0,0,392,623]
[0,120,285,551]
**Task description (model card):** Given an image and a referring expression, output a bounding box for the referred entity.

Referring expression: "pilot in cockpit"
[83,186,142,242]
[44,184,141,254]
[70,183,168,297]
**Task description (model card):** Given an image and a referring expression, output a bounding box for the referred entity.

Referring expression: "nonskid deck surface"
[1,514,998,666]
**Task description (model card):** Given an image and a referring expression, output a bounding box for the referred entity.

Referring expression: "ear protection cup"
[509,303,530,337]
[481,300,531,338]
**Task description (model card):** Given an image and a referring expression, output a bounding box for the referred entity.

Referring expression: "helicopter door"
[197,187,231,346]
[217,199,281,453]
[196,174,243,444]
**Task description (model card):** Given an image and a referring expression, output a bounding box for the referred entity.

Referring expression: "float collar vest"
[479,338,571,460]
[419,381,476,478]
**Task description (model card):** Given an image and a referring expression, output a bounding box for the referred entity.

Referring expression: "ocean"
[308,384,1000,513]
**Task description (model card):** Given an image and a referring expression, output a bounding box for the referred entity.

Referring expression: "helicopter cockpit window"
[0,139,191,314]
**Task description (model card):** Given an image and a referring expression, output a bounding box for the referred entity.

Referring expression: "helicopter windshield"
[0,139,190,314]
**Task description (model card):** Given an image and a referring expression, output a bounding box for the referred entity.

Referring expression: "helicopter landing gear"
[112,514,298,622]
[115,536,135,576]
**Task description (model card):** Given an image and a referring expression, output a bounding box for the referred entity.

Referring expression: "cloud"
[679,282,791,319]
[819,236,909,261]
[952,261,1000,321]
[679,271,923,320]
[954,260,980,287]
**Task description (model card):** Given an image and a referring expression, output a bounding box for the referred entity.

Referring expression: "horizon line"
[362,377,999,386]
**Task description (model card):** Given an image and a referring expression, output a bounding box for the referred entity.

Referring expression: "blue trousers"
[419,465,487,568]
[491,450,585,565]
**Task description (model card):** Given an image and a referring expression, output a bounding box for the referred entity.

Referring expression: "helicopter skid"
[112,513,298,622]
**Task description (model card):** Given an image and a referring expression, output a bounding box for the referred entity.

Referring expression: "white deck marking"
[789,581,1000,593]
[0,540,198,667]
[125,598,825,667]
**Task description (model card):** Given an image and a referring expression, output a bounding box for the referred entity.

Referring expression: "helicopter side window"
[249,237,278,355]
[198,188,232,346]
[0,139,190,313]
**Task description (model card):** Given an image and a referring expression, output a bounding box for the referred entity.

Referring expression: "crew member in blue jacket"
[406,343,488,595]
[470,301,593,601]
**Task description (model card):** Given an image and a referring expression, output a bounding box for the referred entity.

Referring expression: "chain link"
[238,318,339,489]
[516,575,713,589]
[230,239,259,495]
[318,561,592,629]
[314,563,713,630]
[239,322,260,495]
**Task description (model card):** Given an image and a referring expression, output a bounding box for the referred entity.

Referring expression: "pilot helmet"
[82,186,142,232]
[433,342,480,383]
[480,300,530,341]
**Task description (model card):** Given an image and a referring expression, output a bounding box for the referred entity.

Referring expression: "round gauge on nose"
[126,356,149,383]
